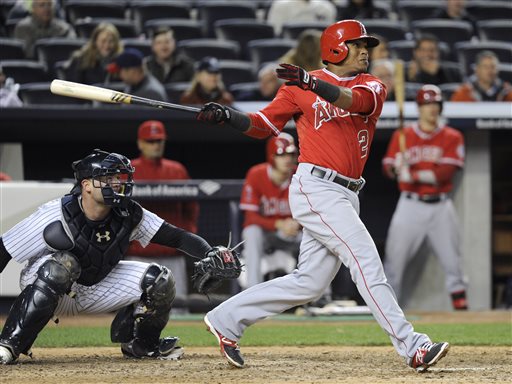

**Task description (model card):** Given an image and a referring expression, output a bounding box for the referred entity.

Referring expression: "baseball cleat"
[204,314,244,368]
[0,345,15,365]
[410,341,450,372]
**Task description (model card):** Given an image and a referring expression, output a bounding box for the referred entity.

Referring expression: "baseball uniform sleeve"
[130,208,165,247]
[439,128,465,168]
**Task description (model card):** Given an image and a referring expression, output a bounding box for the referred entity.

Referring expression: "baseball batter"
[0,149,233,364]
[238,133,301,289]
[382,84,468,310]
[196,20,450,371]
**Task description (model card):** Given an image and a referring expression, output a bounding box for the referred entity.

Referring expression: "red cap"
[138,120,167,140]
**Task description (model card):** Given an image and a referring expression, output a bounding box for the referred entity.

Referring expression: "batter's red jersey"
[382,123,465,195]
[240,163,292,231]
[127,156,199,257]
[249,69,387,178]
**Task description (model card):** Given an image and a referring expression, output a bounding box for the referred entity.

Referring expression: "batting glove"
[276,63,317,91]
[197,102,231,124]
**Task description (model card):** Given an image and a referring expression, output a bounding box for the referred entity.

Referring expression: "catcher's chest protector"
[60,195,143,286]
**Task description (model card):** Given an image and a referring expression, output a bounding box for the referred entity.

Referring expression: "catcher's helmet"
[266,133,297,164]
[72,149,135,208]
[320,20,380,64]
[416,84,443,112]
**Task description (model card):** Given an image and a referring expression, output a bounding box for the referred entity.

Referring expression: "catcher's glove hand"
[192,246,242,294]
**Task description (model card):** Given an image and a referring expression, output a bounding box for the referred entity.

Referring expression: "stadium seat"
[280,21,331,40]
[0,38,25,60]
[121,38,152,58]
[144,19,205,40]
[388,40,451,62]
[336,1,390,20]
[359,19,410,42]
[34,38,86,77]
[498,64,512,84]
[64,0,127,24]
[5,18,20,38]
[214,19,275,60]
[478,20,512,43]
[247,38,296,71]
[197,1,257,38]
[396,0,442,25]
[411,19,473,60]
[18,82,92,105]
[229,81,260,100]
[218,60,255,88]
[466,1,512,20]
[0,60,49,83]
[74,18,137,39]
[177,39,240,61]
[164,81,190,103]
[130,1,191,35]
[0,0,16,23]
[439,83,461,101]
[455,41,512,77]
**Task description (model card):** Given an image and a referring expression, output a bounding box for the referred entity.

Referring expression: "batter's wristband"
[313,78,341,103]
[226,107,251,133]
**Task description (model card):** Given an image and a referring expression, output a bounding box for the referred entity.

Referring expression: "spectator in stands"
[0,172,12,181]
[127,120,199,303]
[110,48,168,102]
[180,57,233,105]
[338,0,388,20]
[430,0,478,37]
[65,22,122,85]
[236,63,284,101]
[238,133,301,290]
[144,27,195,84]
[14,0,75,58]
[407,34,460,85]
[0,66,23,107]
[451,51,512,102]
[279,29,323,72]
[370,59,395,101]
[369,34,390,63]
[267,0,336,36]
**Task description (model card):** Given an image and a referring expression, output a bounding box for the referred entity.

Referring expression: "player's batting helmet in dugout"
[266,133,297,164]
[320,20,380,64]
[416,84,443,112]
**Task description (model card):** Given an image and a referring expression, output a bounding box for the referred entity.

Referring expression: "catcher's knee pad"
[141,264,176,311]
[0,252,80,357]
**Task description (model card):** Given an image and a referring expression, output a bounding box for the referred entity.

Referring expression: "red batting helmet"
[266,133,297,164]
[320,20,380,64]
[416,84,443,111]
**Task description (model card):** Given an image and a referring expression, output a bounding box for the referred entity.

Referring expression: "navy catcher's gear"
[0,252,80,359]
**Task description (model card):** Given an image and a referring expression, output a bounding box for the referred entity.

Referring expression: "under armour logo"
[96,231,111,243]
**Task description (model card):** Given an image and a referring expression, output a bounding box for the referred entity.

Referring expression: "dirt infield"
[1,312,511,383]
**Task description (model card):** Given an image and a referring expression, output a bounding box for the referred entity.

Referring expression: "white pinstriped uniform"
[2,198,165,316]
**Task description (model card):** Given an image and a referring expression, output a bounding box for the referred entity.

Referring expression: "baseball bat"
[50,79,200,113]
[393,59,406,153]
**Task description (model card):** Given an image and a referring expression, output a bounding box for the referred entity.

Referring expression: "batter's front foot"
[409,341,450,372]
[204,314,244,368]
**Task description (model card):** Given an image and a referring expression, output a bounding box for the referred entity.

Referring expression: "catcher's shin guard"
[0,252,80,359]
[111,264,176,356]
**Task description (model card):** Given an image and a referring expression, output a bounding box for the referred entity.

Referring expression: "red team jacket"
[240,163,293,231]
[382,123,465,195]
[127,156,199,257]
[246,69,387,179]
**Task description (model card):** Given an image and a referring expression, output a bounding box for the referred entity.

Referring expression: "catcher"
[0,149,241,364]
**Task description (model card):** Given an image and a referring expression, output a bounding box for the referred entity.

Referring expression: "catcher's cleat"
[204,314,244,368]
[409,341,450,372]
[0,345,15,365]
[121,336,184,360]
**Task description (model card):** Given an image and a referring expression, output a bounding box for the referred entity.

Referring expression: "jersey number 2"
[358,129,369,158]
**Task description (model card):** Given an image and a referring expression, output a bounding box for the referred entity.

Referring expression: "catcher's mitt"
[192,246,242,294]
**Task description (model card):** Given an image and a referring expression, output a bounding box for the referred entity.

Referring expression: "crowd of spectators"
[0,0,511,105]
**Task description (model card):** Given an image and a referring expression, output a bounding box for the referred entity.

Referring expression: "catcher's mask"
[71,149,135,208]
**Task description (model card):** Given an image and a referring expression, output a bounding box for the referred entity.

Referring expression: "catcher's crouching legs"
[111,263,183,360]
[0,252,80,364]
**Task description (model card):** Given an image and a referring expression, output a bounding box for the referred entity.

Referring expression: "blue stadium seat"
[130,0,191,35]
[0,60,50,83]
[197,1,257,38]
[397,0,442,25]
[34,38,86,77]
[64,0,127,24]
[218,60,256,88]
[18,82,92,105]
[0,38,25,60]
[280,21,331,40]
[74,18,137,39]
[466,1,512,20]
[177,39,240,61]
[478,20,512,43]
[455,41,512,77]
[360,19,410,42]
[248,38,296,71]
[144,19,205,40]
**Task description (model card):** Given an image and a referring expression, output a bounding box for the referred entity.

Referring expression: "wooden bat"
[394,59,406,153]
[50,79,200,113]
